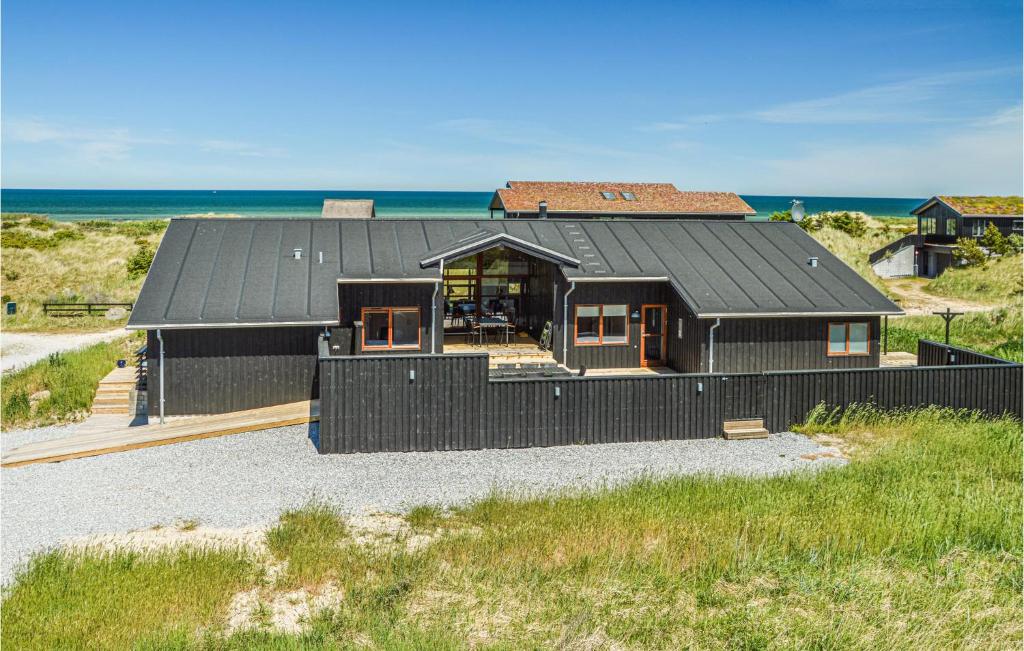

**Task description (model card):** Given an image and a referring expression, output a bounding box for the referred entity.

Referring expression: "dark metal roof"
[128,217,901,329]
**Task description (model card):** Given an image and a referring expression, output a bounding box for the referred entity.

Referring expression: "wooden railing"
[917,339,1016,367]
[42,302,133,317]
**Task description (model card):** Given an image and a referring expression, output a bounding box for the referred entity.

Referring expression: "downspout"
[431,260,444,354]
[562,281,576,364]
[156,328,165,424]
[707,318,721,374]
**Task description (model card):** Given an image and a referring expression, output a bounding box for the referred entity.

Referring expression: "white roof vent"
[808,256,818,268]
[293,248,303,260]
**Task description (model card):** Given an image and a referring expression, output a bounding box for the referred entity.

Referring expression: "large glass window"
[828,322,870,356]
[945,216,957,236]
[361,307,420,350]
[919,216,935,235]
[575,304,628,345]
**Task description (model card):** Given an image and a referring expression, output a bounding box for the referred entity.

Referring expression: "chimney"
[538,200,548,219]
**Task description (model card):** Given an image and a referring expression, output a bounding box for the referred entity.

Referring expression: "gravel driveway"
[1,328,128,373]
[1,423,844,583]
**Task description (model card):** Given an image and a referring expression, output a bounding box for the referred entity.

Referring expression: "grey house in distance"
[127,211,901,419]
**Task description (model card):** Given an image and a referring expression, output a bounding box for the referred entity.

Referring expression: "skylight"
[601,191,617,200]
[621,191,636,201]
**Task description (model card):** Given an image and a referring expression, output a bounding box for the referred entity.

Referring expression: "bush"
[51,229,84,243]
[78,220,115,232]
[952,237,987,267]
[979,222,1008,256]
[5,269,20,281]
[3,389,32,422]
[126,245,155,279]
[821,211,867,237]
[1,229,55,250]
[115,220,168,238]
[1007,233,1023,253]
[769,210,792,222]
[26,216,52,230]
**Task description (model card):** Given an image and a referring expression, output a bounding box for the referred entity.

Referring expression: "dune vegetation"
[1,407,1019,649]
[0,213,167,332]
[1,333,145,430]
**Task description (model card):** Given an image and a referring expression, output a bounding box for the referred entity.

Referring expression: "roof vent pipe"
[318,251,323,264]
[808,256,818,268]
[293,248,303,260]
[539,200,548,219]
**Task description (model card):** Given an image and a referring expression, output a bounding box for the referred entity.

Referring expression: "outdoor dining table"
[469,315,512,345]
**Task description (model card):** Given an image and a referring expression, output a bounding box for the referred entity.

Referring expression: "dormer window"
[600,191,617,200]
[621,191,636,201]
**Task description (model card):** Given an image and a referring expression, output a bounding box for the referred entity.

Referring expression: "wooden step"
[91,406,130,415]
[723,418,764,431]
[723,427,769,440]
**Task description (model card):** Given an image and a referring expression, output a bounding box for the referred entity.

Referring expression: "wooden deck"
[444,335,556,367]
[1,400,318,468]
[880,352,918,368]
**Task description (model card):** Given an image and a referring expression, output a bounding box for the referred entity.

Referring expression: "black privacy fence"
[317,352,1022,454]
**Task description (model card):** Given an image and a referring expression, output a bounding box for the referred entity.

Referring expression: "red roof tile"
[493,181,754,215]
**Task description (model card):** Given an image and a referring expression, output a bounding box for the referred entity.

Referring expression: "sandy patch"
[1,328,128,373]
[66,523,269,556]
[226,583,344,634]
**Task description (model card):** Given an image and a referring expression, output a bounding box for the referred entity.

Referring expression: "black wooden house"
[128,216,901,419]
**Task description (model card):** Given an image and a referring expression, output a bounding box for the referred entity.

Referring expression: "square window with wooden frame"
[827,322,870,356]
[361,307,421,350]
[574,304,628,346]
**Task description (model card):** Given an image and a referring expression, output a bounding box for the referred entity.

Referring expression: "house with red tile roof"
[488,181,755,220]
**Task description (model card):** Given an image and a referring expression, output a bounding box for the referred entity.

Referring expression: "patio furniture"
[474,315,508,346]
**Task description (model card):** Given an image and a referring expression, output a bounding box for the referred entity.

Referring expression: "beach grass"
[0,213,167,332]
[1,332,144,430]
[885,308,1022,362]
[924,254,1024,304]
[3,407,1019,649]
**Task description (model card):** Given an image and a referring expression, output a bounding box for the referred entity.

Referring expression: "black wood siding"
[336,283,441,355]
[918,339,1015,366]
[146,326,319,416]
[562,281,673,369]
[317,354,1022,453]
[678,316,881,373]
[522,259,557,339]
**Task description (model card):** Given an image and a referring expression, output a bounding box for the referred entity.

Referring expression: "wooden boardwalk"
[1,400,319,468]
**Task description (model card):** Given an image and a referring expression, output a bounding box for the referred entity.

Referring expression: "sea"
[0,189,924,221]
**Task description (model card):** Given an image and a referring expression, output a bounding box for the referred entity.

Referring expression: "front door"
[641,305,667,367]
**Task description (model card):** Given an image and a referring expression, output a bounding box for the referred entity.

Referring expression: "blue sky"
[2,0,1021,195]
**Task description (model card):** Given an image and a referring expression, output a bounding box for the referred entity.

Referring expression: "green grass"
[0,549,256,650]
[4,408,1019,649]
[887,308,1022,362]
[1,332,144,430]
[925,254,1024,303]
[0,213,167,332]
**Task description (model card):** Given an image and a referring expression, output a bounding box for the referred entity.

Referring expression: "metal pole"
[156,328,165,425]
[884,315,888,355]
[708,318,721,373]
[562,281,576,366]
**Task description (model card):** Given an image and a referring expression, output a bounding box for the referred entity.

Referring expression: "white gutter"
[431,260,443,354]
[708,318,721,374]
[156,328,165,424]
[562,281,576,363]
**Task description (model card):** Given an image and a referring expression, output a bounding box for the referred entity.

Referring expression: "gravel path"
[1,424,844,584]
[1,328,128,373]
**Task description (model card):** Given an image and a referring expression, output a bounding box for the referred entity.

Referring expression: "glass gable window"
[575,304,628,345]
[361,307,420,350]
[828,322,870,356]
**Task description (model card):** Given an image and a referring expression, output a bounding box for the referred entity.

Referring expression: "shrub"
[1,294,11,304]
[952,237,987,267]
[1,229,54,250]
[26,216,52,230]
[979,222,1010,257]
[126,245,155,279]
[115,220,168,238]
[769,210,792,222]
[1007,233,1023,253]
[52,229,84,243]
[78,220,115,232]
[5,269,20,281]
[821,211,867,237]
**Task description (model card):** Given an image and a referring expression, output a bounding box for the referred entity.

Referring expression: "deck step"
[723,427,770,440]
[91,406,130,415]
[723,418,769,440]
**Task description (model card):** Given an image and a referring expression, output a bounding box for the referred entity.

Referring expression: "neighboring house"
[489,181,755,220]
[870,195,1023,278]
[321,199,375,219]
[127,215,900,417]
